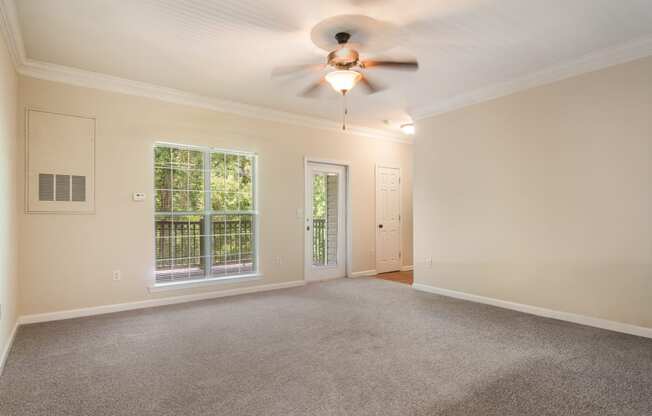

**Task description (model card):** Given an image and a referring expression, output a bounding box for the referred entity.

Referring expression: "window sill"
[148,273,263,293]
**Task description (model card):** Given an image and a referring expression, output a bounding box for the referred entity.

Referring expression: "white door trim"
[375,164,402,274]
[304,157,352,281]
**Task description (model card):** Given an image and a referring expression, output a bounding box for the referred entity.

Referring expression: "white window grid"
[154,143,258,284]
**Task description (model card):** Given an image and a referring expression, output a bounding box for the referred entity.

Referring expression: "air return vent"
[37,173,87,203]
[55,175,71,201]
[71,176,86,201]
[38,174,54,201]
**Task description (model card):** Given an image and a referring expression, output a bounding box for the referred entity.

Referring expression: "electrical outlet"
[112,270,121,281]
[425,257,433,268]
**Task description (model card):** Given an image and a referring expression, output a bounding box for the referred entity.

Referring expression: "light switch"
[132,192,146,201]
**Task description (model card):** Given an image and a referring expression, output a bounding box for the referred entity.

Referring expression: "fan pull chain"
[342,91,348,131]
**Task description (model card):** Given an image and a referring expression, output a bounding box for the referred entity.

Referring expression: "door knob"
[378,224,383,229]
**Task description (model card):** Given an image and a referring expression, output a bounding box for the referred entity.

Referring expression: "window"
[154,143,257,285]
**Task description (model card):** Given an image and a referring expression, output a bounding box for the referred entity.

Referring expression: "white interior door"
[305,162,346,281]
[376,165,401,274]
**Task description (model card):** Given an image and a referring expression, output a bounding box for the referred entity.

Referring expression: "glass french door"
[305,162,346,281]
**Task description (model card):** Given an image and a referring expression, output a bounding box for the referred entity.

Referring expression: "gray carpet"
[1,278,651,416]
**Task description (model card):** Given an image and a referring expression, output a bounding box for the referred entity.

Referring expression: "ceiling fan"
[274,31,418,98]
[272,30,418,130]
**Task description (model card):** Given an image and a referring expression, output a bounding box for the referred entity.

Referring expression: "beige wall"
[17,76,413,316]
[0,34,18,356]
[414,56,652,328]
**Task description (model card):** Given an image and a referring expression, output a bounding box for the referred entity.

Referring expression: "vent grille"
[38,173,87,203]
[55,175,71,201]
[71,176,86,201]
[38,174,54,201]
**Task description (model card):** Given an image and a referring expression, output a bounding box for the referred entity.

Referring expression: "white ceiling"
[10,0,652,133]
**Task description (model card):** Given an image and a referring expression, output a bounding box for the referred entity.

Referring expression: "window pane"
[312,174,326,219]
[155,147,171,167]
[208,214,255,276]
[156,190,172,212]
[155,215,173,261]
[172,191,190,212]
[211,171,224,193]
[188,257,205,280]
[173,215,202,236]
[188,150,203,169]
[155,167,171,190]
[225,154,239,192]
[155,215,206,282]
[211,153,226,191]
[189,191,204,211]
[171,148,189,167]
[155,259,173,281]
[240,214,254,273]
[211,215,227,276]
[170,257,190,281]
[172,169,188,190]
[188,169,204,191]
[240,156,253,194]
[212,191,225,211]
[312,173,327,266]
[211,152,225,170]
[239,193,252,210]
[224,192,238,211]
[225,227,239,272]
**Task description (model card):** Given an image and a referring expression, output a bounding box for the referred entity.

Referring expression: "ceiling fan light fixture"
[325,70,362,94]
[400,123,415,135]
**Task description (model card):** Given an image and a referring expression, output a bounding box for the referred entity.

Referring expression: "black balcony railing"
[155,217,254,281]
[313,218,326,265]
[155,217,326,279]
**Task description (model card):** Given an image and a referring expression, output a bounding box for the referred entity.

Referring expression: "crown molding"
[410,35,652,121]
[0,0,24,67]
[17,59,410,143]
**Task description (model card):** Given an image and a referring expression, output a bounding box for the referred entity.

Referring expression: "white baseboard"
[412,283,652,339]
[18,280,306,325]
[1,323,18,375]
[350,267,412,277]
[306,276,345,283]
[349,269,377,278]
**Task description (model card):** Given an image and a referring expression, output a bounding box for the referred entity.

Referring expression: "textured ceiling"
[13,0,652,132]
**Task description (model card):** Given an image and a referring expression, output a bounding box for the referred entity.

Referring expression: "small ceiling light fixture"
[325,70,362,130]
[325,70,362,94]
[400,123,415,135]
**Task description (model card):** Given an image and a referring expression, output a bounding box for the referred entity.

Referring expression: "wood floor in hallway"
[375,270,413,285]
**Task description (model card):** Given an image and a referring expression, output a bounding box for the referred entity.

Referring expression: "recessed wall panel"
[26,109,95,213]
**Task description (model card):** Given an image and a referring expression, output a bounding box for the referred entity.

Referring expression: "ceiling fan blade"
[271,63,325,77]
[361,60,419,71]
[299,78,327,98]
[359,75,386,95]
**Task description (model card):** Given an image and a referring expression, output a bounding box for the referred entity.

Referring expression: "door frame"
[304,157,352,281]
[375,163,402,274]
